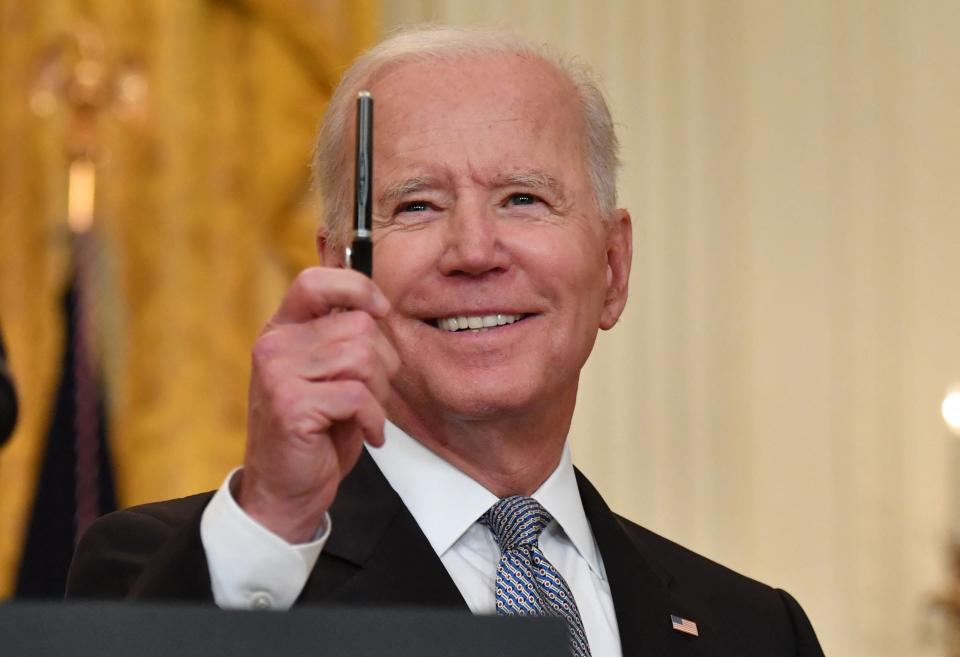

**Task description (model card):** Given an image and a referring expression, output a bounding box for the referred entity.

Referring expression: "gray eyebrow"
[376,170,567,207]
[492,171,562,192]
[378,176,437,207]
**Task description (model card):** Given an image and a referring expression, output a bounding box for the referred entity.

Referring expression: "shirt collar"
[533,438,605,580]
[367,421,605,580]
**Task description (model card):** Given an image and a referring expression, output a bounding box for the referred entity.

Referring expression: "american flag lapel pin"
[671,614,699,637]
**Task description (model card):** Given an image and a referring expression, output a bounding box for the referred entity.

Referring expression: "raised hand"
[237,267,400,543]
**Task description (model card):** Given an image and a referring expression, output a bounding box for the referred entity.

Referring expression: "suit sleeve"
[67,508,175,599]
[777,589,826,657]
[66,494,216,601]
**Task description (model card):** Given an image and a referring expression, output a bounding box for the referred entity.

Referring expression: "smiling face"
[328,53,631,432]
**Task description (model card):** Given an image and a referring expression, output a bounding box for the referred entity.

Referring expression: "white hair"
[312,24,621,246]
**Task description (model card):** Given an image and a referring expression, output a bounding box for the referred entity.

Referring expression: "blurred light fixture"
[944,388,960,436]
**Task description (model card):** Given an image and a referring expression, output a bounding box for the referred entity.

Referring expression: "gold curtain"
[0,0,377,597]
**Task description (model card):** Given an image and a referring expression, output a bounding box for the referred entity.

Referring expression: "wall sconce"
[944,388,960,437]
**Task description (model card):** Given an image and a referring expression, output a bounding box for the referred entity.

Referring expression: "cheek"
[371,232,436,300]
[521,228,608,306]
[371,232,445,356]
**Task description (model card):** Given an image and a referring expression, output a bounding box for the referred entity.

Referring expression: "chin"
[443,393,534,421]
[398,370,543,422]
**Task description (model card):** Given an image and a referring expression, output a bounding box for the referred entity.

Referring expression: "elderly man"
[68,26,824,657]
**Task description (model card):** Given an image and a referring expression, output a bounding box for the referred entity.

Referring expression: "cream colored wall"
[382,2,960,655]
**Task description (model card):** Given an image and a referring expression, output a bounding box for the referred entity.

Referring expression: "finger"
[271,339,393,403]
[258,319,393,399]
[329,422,370,475]
[299,312,400,379]
[308,310,380,344]
[273,267,390,324]
[304,312,401,379]
[263,380,386,451]
[311,380,387,448]
[256,311,381,363]
[371,330,402,380]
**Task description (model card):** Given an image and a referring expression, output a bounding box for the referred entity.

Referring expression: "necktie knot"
[482,495,552,551]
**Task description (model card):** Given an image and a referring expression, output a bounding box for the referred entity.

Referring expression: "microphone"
[0,328,18,447]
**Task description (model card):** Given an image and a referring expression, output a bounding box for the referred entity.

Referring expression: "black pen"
[347,90,373,277]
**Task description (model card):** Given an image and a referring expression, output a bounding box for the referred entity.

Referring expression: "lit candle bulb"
[67,158,96,234]
[944,389,960,436]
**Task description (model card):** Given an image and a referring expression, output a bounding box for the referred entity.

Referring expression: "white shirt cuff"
[199,467,330,610]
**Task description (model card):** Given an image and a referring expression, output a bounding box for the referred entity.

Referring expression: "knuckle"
[359,342,380,372]
[252,329,285,365]
[341,380,369,407]
[269,384,300,416]
[292,267,320,294]
[341,342,373,374]
[280,398,328,439]
[289,414,319,441]
[291,267,327,307]
[344,311,376,337]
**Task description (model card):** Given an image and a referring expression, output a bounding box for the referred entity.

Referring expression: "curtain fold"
[0,0,377,598]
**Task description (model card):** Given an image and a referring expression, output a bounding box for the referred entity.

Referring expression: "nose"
[437,199,509,277]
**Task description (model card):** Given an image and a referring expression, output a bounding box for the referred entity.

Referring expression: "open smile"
[428,313,530,333]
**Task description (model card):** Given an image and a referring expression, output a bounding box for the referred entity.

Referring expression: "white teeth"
[436,314,524,332]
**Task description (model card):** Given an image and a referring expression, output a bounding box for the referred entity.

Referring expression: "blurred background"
[1,1,958,656]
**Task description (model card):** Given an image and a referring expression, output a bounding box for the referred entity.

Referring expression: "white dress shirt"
[200,421,623,656]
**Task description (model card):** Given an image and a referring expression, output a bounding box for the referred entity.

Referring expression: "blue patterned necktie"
[482,496,592,657]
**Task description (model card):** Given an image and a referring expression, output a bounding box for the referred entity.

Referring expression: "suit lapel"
[301,450,466,608]
[577,471,703,657]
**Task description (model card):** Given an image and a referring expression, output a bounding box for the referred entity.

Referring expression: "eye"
[397,200,431,213]
[506,193,541,207]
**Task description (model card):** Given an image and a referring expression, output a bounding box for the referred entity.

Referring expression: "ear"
[599,208,633,330]
[317,228,346,268]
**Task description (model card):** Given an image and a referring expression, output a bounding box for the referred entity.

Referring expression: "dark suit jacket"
[67,451,824,656]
